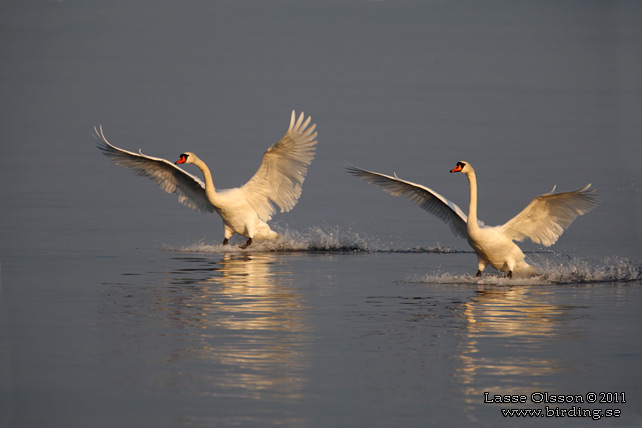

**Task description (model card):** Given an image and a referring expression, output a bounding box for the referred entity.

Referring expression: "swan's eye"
[457,162,466,168]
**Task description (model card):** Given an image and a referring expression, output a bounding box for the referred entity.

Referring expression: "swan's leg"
[505,259,517,279]
[476,260,487,277]
[240,237,253,249]
[222,225,234,246]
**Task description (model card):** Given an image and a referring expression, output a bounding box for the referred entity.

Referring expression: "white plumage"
[96,110,317,248]
[347,161,598,277]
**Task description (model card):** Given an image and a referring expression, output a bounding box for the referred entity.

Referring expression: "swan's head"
[450,161,473,174]
[176,152,195,165]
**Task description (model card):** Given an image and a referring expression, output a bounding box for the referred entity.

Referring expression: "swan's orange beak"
[176,154,187,164]
[450,164,463,173]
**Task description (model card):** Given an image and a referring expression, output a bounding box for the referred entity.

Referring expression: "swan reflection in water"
[454,285,582,405]
[167,253,311,402]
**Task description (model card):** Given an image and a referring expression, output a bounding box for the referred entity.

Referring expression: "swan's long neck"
[192,157,219,204]
[466,171,479,231]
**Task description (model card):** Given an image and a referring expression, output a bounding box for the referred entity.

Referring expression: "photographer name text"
[484,391,626,404]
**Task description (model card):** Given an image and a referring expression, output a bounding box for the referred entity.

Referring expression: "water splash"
[165,225,456,254]
[164,228,641,284]
[534,255,642,284]
[406,255,642,285]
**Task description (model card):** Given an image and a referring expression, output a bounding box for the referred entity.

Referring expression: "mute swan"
[347,162,598,278]
[96,110,318,248]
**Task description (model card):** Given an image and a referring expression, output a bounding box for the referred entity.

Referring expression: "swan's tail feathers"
[254,224,281,241]
[514,261,538,277]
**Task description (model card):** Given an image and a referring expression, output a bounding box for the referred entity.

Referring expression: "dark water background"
[1,1,641,427]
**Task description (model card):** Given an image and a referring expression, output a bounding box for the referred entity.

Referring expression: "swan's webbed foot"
[475,270,482,277]
[222,238,229,246]
[240,238,252,249]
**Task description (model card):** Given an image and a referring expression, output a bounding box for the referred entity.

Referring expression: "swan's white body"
[348,162,598,277]
[96,110,318,248]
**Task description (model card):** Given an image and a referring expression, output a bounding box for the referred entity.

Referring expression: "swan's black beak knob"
[450,162,465,173]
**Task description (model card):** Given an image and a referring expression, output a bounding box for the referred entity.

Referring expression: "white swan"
[347,161,598,277]
[96,110,318,248]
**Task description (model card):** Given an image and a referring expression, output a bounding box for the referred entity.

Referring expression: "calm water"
[2,1,642,427]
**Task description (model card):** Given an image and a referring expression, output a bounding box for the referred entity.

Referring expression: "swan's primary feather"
[242,110,318,221]
[346,166,469,239]
[94,126,214,213]
[499,184,599,246]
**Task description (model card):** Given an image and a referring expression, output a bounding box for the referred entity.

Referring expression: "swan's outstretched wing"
[346,166,469,239]
[241,110,318,221]
[500,184,598,246]
[94,126,214,213]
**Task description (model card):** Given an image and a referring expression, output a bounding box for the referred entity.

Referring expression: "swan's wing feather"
[346,166,469,239]
[94,126,214,213]
[500,184,598,246]
[241,110,318,221]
